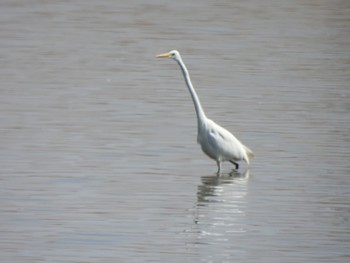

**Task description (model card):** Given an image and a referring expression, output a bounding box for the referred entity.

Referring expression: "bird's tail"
[243,145,254,164]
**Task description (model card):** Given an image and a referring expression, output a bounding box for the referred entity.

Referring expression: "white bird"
[156,50,254,174]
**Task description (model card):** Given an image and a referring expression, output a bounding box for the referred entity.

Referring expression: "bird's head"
[156,50,181,61]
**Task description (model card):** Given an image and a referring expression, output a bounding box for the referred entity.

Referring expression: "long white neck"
[175,56,207,126]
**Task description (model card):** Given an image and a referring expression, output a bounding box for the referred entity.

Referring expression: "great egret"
[156,50,254,173]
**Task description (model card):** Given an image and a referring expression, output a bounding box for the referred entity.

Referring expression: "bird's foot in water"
[229,160,239,170]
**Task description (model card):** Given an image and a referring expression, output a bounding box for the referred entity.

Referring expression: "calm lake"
[1,0,349,262]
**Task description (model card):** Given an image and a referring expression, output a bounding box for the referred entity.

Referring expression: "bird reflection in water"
[193,169,250,240]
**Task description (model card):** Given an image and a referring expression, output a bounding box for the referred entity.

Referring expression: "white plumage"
[157,50,254,173]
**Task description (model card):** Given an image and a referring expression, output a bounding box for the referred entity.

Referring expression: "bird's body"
[198,118,253,171]
[157,50,253,173]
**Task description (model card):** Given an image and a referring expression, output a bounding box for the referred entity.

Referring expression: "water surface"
[0,0,349,262]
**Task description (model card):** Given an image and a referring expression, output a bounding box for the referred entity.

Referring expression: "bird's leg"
[216,161,221,175]
[229,160,239,170]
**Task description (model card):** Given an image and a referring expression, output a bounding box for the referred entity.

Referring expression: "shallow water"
[1,0,349,262]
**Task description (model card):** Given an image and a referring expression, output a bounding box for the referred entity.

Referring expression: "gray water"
[1,0,349,262]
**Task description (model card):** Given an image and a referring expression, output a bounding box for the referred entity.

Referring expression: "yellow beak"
[156,52,171,58]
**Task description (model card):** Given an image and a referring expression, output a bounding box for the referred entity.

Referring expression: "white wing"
[199,119,246,162]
